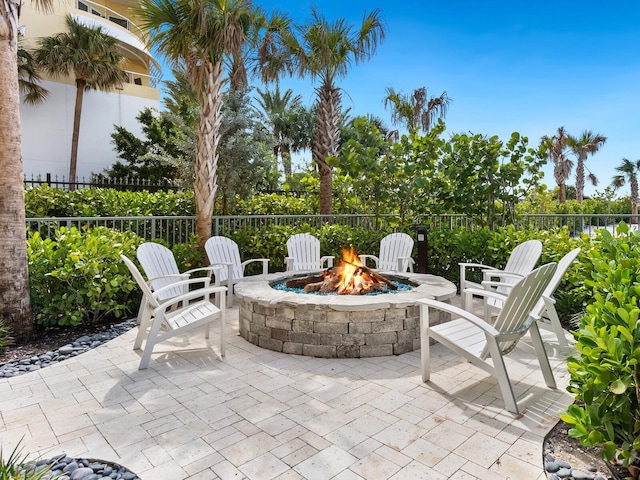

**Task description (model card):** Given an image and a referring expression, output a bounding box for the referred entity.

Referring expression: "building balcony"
[73,0,161,88]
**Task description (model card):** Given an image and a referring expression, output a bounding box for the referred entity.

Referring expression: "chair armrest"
[482,270,523,281]
[459,262,497,271]
[148,273,188,284]
[320,256,334,268]
[358,254,379,268]
[152,277,211,300]
[154,286,228,315]
[241,258,270,275]
[397,256,414,272]
[417,298,499,335]
[464,286,508,304]
[184,265,222,277]
[285,257,294,271]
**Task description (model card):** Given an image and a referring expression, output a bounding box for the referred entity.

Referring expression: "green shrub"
[27,227,143,326]
[561,223,640,474]
[25,185,195,217]
[236,193,314,216]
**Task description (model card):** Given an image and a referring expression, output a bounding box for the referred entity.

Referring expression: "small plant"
[0,442,57,480]
[0,319,12,356]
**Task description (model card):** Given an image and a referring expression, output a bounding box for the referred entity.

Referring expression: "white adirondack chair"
[359,232,415,272]
[418,262,557,414]
[483,248,581,350]
[121,255,227,370]
[459,239,542,311]
[204,236,269,308]
[285,233,334,271]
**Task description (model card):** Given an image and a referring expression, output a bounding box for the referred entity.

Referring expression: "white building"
[19,0,161,183]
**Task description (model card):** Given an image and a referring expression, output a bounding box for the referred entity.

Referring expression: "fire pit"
[234,249,457,358]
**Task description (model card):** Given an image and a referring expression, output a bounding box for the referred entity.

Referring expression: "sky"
[159,1,640,197]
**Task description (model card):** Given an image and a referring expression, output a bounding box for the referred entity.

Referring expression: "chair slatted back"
[121,254,160,310]
[137,243,184,301]
[287,233,321,271]
[378,233,414,271]
[488,262,556,357]
[205,236,243,282]
[533,248,581,317]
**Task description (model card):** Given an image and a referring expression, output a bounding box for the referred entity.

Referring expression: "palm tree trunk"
[0,19,33,336]
[312,82,340,216]
[194,60,223,249]
[281,144,292,178]
[559,183,566,204]
[576,158,585,204]
[632,177,638,225]
[69,79,86,191]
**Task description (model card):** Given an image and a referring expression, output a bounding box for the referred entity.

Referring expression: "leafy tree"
[1,0,52,336]
[612,158,640,223]
[384,86,451,133]
[567,130,607,204]
[541,127,573,204]
[274,7,386,215]
[34,15,127,189]
[216,87,277,214]
[137,0,291,248]
[256,85,313,178]
[162,65,199,130]
[102,107,193,187]
[17,42,48,105]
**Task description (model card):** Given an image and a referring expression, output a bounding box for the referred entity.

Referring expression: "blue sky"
[161,1,640,197]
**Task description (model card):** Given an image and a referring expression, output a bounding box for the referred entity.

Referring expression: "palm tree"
[256,86,311,177]
[273,7,385,215]
[384,86,451,133]
[567,130,607,203]
[35,15,127,189]
[541,127,573,204]
[137,0,290,248]
[612,158,640,224]
[1,0,52,336]
[18,43,48,105]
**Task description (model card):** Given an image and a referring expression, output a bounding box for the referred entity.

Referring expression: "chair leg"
[543,297,569,349]
[139,315,164,370]
[220,295,226,358]
[419,304,431,382]
[529,322,557,389]
[133,304,152,350]
[485,338,519,414]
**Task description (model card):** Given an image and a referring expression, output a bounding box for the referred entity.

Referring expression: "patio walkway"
[0,298,574,480]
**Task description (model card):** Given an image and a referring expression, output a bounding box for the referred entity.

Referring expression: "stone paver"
[0,297,574,479]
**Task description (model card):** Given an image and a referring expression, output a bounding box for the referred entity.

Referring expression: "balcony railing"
[77,0,144,40]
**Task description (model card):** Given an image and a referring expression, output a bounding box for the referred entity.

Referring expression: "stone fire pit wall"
[234,273,457,358]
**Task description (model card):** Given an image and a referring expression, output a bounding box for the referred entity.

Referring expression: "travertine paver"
[0,296,573,480]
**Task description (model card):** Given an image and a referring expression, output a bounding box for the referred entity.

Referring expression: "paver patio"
[0,297,574,479]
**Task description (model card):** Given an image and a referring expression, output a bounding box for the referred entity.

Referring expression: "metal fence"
[25,213,640,245]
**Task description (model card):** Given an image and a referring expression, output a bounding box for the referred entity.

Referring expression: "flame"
[335,246,368,294]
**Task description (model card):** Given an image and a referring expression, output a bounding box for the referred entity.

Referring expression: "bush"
[561,223,640,475]
[25,185,195,217]
[27,227,143,326]
[236,193,314,216]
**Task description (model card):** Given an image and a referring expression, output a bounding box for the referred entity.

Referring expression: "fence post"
[151,217,156,239]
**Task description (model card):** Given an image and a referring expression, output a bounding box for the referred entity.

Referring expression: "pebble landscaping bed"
[0,320,136,378]
[20,454,140,479]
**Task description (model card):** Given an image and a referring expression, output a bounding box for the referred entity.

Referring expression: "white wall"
[21,81,160,182]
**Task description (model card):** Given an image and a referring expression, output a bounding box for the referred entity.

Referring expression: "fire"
[334,246,366,294]
[285,246,398,295]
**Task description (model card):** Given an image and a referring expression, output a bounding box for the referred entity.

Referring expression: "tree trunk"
[69,79,86,191]
[632,177,638,225]
[0,9,34,337]
[558,183,566,204]
[281,144,292,178]
[576,158,585,204]
[194,60,223,249]
[312,82,341,216]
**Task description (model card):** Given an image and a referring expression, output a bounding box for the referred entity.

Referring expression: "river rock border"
[234,272,457,358]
